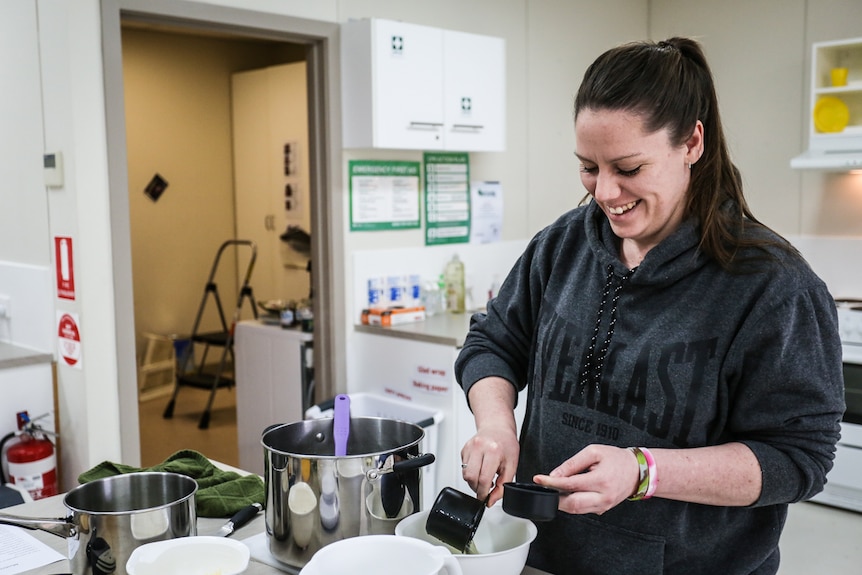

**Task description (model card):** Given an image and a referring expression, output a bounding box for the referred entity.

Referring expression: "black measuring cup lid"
[502,482,559,522]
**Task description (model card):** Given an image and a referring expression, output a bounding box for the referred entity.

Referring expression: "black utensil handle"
[229,502,263,531]
[392,453,435,473]
[316,397,336,412]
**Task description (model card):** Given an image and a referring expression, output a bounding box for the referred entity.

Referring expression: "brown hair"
[574,37,794,271]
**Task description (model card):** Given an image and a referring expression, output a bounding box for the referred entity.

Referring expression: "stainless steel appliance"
[812,301,862,512]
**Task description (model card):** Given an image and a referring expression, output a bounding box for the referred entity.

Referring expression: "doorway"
[100,0,346,467]
[122,24,313,464]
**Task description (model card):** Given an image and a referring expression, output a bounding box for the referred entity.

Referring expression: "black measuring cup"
[502,482,559,522]
[425,486,488,553]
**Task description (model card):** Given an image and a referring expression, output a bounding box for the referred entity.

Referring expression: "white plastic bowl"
[125,536,250,575]
[299,534,462,575]
[395,505,537,575]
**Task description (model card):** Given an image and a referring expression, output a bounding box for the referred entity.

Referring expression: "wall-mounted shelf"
[792,37,862,170]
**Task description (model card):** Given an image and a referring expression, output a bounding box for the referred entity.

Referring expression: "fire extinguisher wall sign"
[55,236,76,300]
[57,311,83,369]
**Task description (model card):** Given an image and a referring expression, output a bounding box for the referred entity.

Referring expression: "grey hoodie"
[455,201,844,575]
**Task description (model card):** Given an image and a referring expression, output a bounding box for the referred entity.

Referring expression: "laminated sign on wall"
[349,160,421,231]
[424,152,470,246]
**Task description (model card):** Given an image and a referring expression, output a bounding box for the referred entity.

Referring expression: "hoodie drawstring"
[578,265,635,395]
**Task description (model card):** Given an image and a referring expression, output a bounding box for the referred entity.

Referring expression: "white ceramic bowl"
[125,536,250,575]
[395,505,537,575]
[299,534,462,575]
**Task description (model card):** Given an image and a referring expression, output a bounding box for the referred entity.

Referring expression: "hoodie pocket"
[529,513,666,574]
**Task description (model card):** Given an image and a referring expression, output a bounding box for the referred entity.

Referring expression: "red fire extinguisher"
[0,411,58,500]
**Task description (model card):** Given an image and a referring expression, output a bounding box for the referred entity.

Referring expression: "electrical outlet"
[0,295,11,319]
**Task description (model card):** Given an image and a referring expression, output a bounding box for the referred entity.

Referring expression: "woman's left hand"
[533,444,640,515]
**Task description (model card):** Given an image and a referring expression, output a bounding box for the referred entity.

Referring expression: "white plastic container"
[305,392,444,509]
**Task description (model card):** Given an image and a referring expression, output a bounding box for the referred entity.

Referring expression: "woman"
[454,37,844,574]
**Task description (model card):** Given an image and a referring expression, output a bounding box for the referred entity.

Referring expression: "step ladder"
[162,239,258,429]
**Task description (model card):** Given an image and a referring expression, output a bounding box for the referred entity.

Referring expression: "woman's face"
[575,108,703,267]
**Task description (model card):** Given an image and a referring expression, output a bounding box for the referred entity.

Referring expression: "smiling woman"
[574,108,702,268]
[454,37,844,575]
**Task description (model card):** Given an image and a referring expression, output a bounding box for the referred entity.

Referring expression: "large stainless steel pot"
[0,472,197,575]
[262,416,435,568]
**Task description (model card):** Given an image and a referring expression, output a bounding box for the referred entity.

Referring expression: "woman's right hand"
[461,377,520,507]
[461,422,520,506]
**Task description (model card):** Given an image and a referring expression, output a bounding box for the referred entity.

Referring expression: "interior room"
[2,1,862,574]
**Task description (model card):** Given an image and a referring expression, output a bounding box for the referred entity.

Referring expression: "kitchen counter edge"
[0,342,53,370]
[354,311,478,348]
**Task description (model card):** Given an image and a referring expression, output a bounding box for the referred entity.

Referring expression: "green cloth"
[78,449,265,517]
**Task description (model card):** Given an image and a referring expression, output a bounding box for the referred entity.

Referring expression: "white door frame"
[100,0,345,463]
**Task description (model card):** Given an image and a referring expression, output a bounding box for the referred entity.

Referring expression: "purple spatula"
[333,394,350,456]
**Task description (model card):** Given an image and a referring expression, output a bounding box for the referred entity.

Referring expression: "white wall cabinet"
[792,37,862,169]
[442,29,506,152]
[341,18,505,152]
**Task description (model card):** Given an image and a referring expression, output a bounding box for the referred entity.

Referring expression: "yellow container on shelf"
[813,96,850,133]
[831,67,849,87]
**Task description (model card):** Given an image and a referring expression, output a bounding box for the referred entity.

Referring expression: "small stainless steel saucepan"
[0,472,197,575]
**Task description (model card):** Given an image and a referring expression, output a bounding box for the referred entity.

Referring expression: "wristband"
[627,447,650,501]
[640,447,657,499]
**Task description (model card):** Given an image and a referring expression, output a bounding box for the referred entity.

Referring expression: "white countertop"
[5,484,546,575]
[355,311,475,347]
[0,342,52,369]
[6,494,861,574]
[239,318,314,342]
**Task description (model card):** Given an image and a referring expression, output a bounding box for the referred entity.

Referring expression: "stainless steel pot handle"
[0,514,77,538]
[365,453,435,482]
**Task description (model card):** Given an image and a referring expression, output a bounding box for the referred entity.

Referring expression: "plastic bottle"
[437,274,447,314]
[408,274,422,307]
[421,280,439,316]
[444,254,466,313]
[386,275,406,307]
[367,277,385,308]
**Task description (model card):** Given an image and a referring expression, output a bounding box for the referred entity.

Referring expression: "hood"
[791,148,862,170]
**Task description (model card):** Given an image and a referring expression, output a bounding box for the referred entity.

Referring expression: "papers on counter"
[0,524,65,575]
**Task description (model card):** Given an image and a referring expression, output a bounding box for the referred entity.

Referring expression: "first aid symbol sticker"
[58,312,82,369]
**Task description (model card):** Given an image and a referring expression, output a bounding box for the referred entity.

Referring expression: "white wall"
[0,2,50,267]
[2,0,862,486]
[39,0,127,490]
[650,0,808,233]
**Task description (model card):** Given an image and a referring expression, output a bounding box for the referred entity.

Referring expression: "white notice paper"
[470,181,503,244]
[0,525,65,574]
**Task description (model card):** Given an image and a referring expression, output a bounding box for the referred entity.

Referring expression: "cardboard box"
[361,306,426,327]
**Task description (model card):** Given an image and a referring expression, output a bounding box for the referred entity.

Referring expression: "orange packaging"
[361,306,426,327]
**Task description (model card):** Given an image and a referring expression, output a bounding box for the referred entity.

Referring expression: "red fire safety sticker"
[57,312,82,369]
[55,236,75,300]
